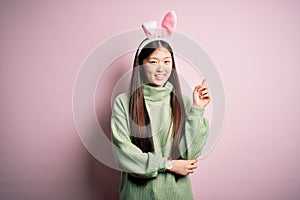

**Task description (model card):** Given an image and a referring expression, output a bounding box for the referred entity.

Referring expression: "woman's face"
[142,47,172,87]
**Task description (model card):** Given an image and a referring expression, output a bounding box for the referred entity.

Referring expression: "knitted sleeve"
[179,96,209,160]
[111,94,167,178]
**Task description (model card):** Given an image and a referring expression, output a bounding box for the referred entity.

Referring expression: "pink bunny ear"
[161,11,177,36]
[142,21,158,39]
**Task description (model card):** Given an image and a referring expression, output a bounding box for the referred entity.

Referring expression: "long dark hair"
[128,39,186,185]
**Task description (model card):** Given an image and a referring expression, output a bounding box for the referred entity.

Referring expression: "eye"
[149,60,158,65]
[165,60,171,65]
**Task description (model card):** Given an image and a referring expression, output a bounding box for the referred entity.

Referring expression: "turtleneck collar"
[143,82,173,101]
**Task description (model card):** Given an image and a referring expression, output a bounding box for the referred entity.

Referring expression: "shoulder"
[113,93,129,104]
[112,93,130,115]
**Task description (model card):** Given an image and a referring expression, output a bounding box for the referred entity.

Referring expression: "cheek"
[167,67,172,74]
[142,66,155,79]
[143,67,154,75]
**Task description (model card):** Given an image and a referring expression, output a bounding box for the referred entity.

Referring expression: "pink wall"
[1,0,300,199]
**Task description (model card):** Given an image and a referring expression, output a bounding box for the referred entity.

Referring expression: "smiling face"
[142,47,172,87]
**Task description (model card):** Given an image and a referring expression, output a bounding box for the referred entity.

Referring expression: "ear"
[142,21,157,39]
[161,11,177,37]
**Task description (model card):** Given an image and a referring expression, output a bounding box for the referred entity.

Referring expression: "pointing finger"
[201,79,207,86]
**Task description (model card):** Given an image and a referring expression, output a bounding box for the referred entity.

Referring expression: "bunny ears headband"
[138,11,177,54]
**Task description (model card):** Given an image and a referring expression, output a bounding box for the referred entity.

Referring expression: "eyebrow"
[148,56,171,59]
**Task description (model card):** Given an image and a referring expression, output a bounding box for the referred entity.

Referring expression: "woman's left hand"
[193,79,211,108]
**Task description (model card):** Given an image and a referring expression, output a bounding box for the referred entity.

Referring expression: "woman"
[111,37,211,199]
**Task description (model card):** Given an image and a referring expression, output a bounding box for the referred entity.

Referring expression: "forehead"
[148,47,171,58]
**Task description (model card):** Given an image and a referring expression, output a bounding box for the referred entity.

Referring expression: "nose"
[156,64,164,72]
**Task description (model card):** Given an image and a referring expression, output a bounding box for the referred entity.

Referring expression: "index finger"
[201,79,207,86]
[191,159,198,164]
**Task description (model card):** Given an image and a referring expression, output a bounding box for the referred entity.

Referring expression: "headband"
[137,11,177,55]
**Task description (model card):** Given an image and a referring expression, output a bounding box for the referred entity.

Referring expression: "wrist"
[165,159,173,172]
[190,105,205,115]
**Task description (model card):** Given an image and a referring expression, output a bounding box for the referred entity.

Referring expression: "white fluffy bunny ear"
[142,21,158,39]
[161,11,177,37]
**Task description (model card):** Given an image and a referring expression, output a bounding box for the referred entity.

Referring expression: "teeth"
[155,74,164,80]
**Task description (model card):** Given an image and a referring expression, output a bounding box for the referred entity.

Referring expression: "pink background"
[1,0,300,199]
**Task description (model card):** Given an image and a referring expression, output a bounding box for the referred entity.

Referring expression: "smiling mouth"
[155,74,165,80]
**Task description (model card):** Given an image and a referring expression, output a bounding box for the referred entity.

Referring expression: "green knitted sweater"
[111,82,209,200]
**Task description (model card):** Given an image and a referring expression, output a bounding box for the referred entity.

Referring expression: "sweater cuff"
[157,156,167,172]
[189,106,205,118]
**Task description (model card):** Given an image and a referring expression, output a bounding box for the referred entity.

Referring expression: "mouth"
[154,74,165,80]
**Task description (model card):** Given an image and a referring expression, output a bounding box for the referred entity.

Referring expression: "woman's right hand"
[169,159,198,176]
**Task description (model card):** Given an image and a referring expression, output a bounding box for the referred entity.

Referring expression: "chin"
[154,81,166,87]
[147,80,166,87]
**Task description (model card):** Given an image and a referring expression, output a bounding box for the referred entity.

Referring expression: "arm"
[179,79,211,160]
[179,105,209,160]
[111,95,166,178]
